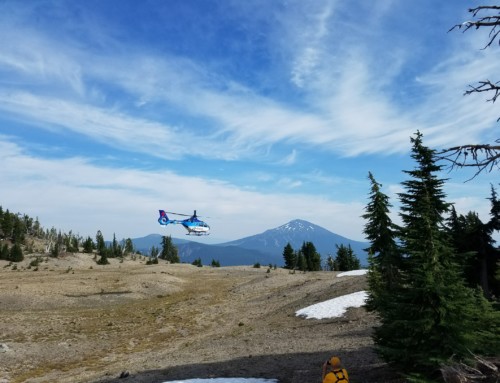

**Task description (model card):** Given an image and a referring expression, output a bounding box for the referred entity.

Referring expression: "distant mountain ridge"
[133,219,369,267]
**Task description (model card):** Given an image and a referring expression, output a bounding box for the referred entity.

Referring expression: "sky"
[161,270,367,382]
[0,1,499,244]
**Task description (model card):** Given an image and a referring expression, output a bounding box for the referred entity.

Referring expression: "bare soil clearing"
[0,253,403,383]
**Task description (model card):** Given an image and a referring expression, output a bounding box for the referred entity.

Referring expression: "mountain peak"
[276,219,318,232]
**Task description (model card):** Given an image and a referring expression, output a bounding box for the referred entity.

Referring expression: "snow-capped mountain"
[221,219,368,265]
[133,219,368,267]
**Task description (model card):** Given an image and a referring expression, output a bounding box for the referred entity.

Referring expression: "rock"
[0,343,10,353]
[119,370,130,379]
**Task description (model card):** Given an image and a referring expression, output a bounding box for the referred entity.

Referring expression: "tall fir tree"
[95,230,106,255]
[485,185,500,297]
[373,132,500,377]
[9,243,24,262]
[333,244,360,271]
[82,236,94,253]
[160,235,179,263]
[282,242,296,270]
[123,238,134,255]
[362,172,401,311]
[300,241,321,271]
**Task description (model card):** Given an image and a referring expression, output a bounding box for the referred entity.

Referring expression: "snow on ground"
[162,379,278,383]
[337,269,368,277]
[295,291,368,320]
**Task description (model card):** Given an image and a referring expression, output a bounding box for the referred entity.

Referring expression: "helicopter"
[158,210,210,236]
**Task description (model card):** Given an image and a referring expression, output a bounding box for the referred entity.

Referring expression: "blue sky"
[0,0,498,244]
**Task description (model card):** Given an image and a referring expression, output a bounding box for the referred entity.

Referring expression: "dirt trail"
[0,254,402,383]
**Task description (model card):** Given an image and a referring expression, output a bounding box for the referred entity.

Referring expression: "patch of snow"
[295,291,368,320]
[337,269,368,277]
[162,379,278,383]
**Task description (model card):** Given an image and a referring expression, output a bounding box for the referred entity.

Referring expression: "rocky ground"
[0,253,404,383]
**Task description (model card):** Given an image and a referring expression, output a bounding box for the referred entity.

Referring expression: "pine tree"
[333,244,360,271]
[95,230,106,255]
[0,244,9,260]
[192,258,202,267]
[160,235,179,263]
[296,252,306,272]
[123,238,134,255]
[485,185,500,297]
[12,217,25,244]
[282,242,296,269]
[83,236,94,253]
[301,241,321,271]
[150,245,159,259]
[374,132,500,375]
[10,243,24,262]
[111,233,121,258]
[449,210,498,298]
[362,172,401,311]
[2,209,13,239]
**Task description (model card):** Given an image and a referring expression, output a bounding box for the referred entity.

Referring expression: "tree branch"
[449,5,500,48]
[437,144,500,180]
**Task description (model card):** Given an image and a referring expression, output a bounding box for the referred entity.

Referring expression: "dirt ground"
[0,253,404,383]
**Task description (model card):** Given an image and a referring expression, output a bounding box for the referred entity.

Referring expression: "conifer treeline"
[282,241,360,271]
[0,207,139,263]
[363,132,500,381]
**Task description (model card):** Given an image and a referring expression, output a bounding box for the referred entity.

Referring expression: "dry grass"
[0,252,401,383]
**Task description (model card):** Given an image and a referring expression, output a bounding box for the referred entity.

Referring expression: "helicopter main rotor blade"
[165,211,191,217]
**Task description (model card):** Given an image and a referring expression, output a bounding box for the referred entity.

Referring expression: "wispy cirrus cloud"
[1,1,499,163]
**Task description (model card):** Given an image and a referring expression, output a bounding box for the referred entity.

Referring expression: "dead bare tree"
[438,5,500,178]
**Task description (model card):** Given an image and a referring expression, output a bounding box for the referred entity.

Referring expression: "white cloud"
[0,138,367,242]
[2,4,499,161]
[290,2,334,88]
[278,149,298,166]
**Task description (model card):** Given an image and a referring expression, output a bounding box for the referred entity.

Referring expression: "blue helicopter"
[158,210,210,236]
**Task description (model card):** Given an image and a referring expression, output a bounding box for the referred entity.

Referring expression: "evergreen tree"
[33,217,41,238]
[159,235,179,263]
[111,233,121,258]
[486,184,500,232]
[192,258,202,267]
[12,217,25,244]
[123,238,134,255]
[150,245,159,259]
[51,241,60,257]
[96,253,109,265]
[2,209,13,239]
[374,132,500,376]
[95,230,106,255]
[447,210,499,298]
[296,252,306,272]
[301,241,321,271]
[9,243,23,262]
[485,185,500,297]
[211,259,220,267]
[0,243,9,260]
[333,244,360,271]
[70,236,79,253]
[282,242,296,269]
[362,172,402,311]
[82,236,94,253]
